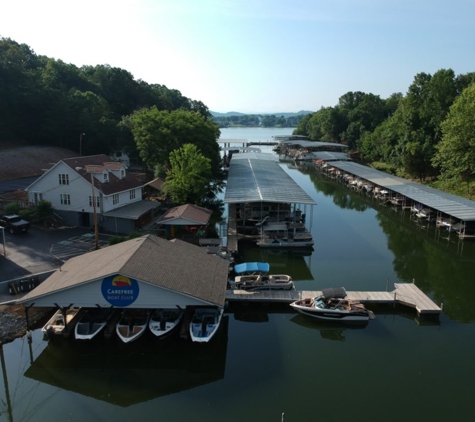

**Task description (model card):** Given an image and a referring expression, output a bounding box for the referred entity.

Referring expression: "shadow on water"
[24,316,229,407]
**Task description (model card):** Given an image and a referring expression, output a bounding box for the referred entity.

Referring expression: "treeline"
[213,113,306,128]
[0,37,211,157]
[294,69,475,192]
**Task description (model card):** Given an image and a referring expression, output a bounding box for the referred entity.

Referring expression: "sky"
[1,0,475,114]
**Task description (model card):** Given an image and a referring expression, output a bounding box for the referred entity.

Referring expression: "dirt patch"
[0,145,77,182]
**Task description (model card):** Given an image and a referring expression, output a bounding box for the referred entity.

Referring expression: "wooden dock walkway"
[225,283,441,317]
[227,203,239,252]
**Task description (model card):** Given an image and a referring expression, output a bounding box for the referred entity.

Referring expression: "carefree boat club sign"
[101,274,140,307]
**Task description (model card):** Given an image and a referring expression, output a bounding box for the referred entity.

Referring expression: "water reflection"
[24,316,229,407]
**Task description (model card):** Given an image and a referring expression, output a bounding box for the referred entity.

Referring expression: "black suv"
[0,214,30,234]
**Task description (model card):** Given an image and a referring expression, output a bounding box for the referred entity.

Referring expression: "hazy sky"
[1,0,474,113]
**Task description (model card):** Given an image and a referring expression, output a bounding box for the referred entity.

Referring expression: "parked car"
[0,214,30,234]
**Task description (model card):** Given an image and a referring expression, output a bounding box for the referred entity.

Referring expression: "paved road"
[0,227,110,282]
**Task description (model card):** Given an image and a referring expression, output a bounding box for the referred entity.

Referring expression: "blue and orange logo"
[101,274,139,307]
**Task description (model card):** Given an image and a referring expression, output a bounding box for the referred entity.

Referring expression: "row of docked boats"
[42,306,224,343]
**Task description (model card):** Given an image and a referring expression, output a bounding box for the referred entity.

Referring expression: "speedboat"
[149,308,183,338]
[189,307,224,343]
[75,308,112,340]
[234,274,294,291]
[290,287,375,322]
[116,309,151,343]
[41,307,82,338]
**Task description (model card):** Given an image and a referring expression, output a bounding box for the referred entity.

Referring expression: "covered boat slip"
[18,235,230,329]
[329,161,475,221]
[224,153,317,251]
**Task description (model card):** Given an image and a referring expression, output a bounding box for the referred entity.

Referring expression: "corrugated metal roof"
[330,161,475,222]
[283,140,348,148]
[224,153,316,205]
[313,151,352,161]
[103,200,159,219]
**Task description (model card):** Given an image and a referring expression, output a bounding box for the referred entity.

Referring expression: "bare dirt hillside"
[0,145,78,182]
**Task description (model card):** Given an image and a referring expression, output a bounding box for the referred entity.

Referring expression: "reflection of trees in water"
[306,168,369,212]
[376,212,475,322]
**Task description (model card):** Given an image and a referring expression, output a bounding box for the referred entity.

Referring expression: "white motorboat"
[290,287,375,322]
[149,308,183,338]
[41,307,82,338]
[75,308,112,340]
[189,307,224,343]
[234,274,294,291]
[116,309,151,343]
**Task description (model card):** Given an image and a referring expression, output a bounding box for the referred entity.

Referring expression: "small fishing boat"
[234,274,294,291]
[290,287,375,322]
[116,309,151,343]
[75,308,112,340]
[41,307,82,338]
[149,308,183,338]
[189,307,224,343]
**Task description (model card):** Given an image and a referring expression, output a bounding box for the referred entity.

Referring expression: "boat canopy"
[322,287,347,300]
[234,262,270,275]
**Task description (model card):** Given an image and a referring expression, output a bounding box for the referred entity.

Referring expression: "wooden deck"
[225,282,441,316]
[227,203,239,252]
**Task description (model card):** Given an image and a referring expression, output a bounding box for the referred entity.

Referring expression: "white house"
[26,154,160,234]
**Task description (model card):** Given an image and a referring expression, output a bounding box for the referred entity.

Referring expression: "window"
[60,193,71,205]
[121,169,125,178]
[33,192,43,205]
[112,194,119,205]
[89,195,100,208]
[103,173,109,182]
[59,174,69,185]
[130,189,136,200]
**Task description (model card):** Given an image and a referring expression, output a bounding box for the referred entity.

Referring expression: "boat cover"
[322,287,347,300]
[234,262,270,274]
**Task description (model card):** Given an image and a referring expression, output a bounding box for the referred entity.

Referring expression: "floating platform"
[225,283,441,317]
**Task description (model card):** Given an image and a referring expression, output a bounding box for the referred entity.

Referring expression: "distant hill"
[210,110,313,118]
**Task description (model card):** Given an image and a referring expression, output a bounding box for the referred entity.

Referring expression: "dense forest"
[294,70,475,197]
[0,37,212,159]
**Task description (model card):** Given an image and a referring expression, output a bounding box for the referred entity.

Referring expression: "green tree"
[126,108,221,178]
[163,143,211,204]
[432,83,475,193]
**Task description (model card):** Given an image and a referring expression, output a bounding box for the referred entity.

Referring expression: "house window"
[33,192,43,205]
[103,173,109,182]
[121,169,125,178]
[60,193,71,205]
[59,174,69,185]
[112,194,119,205]
[130,189,136,200]
[89,195,100,208]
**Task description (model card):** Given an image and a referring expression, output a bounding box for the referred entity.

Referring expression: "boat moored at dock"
[149,308,184,338]
[290,287,375,322]
[234,274,294,291]
[116,309,151,343]
[189,307,224,343]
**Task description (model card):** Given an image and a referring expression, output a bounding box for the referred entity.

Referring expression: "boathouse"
[19,235,229,311]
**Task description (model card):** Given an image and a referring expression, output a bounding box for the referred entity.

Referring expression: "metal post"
[90,171,99,250]
[79,133,85,156]
[0,226,5,257]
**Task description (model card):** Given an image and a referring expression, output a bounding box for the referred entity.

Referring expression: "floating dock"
[225,283,441,317]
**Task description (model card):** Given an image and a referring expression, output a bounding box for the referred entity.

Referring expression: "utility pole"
[79,133,85,156]
[89,170,100,250]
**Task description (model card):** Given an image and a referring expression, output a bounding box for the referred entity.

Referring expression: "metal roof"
[224,153,316,205]
[313,151,352,161]
[283,140,348,148]
[330,161,475,222]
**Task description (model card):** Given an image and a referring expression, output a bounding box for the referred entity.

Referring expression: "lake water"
[2,128,475,422]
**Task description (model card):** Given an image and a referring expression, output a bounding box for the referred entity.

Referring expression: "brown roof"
[20,235,229,307]
[144,178,165,191]
[157,204,212,225]
[63,155,143,195]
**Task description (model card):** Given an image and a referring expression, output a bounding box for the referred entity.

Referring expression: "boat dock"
[225,282,442,317]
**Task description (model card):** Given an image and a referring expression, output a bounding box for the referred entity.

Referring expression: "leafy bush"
[4,202,21,215]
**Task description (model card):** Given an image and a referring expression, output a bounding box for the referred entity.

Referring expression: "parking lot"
[0,227,111,283]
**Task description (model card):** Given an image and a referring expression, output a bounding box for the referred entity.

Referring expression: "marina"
[2,128,475,422]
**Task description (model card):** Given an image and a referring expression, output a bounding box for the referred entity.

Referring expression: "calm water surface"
[2,128,475,421]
